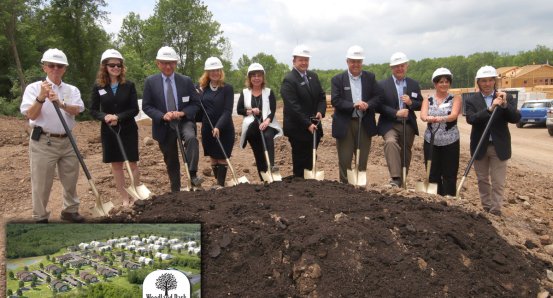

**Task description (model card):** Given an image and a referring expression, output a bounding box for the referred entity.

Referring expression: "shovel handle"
[170,120,193,189]
[52,101,93,181]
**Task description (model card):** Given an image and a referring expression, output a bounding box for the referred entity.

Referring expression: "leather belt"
[42,131,67,138]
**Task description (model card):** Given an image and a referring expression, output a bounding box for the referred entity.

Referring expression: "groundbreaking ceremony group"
[20,45,520,222]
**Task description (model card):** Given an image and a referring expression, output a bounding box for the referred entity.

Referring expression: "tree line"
[2,1,553,119]
[6,223,200,258]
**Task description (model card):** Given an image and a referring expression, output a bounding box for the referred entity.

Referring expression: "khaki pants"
[473,145,507,213]
[336,119,372,183]
[383,122,415,179]
[30,134,80,220]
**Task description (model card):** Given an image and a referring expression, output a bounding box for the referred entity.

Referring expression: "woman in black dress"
[198,57,235,187]
[237,63,282,180]
[90,49,141,206]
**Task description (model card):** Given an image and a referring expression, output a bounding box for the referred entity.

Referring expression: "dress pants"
[245,123,277,177]
[473,144,507,213]
[382,122,415,179]
[288,135,320,178]
[423,139,459,196]
[30,134,80,221]
[336,118,371,183]
[158,121,199,192]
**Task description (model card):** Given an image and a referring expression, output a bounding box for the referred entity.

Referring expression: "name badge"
[98,89,107,96]
[344,87,351,90]
[300,82,306,86]
[182,96,189,103]
[411,92,418,98]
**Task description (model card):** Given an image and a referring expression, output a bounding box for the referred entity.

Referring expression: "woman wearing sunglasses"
[90,49,144,207]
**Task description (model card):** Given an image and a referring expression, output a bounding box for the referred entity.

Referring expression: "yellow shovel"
[347,112,366,187]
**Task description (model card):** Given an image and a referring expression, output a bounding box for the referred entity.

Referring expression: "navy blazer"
[465,92,520,160]
[331,70,382,139]
[142,72,200,143]
[90,80,139,137]
[280,69,326,141]
[376,76,422,136]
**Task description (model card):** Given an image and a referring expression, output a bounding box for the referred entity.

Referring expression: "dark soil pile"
[108,178,546,297]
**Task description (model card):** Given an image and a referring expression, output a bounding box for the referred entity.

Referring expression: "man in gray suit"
[331,46,382,184]
[377,52,422,187]
[142,46,203,192]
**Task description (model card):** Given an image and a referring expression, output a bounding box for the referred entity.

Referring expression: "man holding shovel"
[281,45,326,178]
[331,45,382,185]
[377,52,422,188]
[465,66,520,216]
[142,46,203,193]
[20,48,85,223]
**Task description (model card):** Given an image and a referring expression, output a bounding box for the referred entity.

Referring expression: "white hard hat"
[475,65,498,79]
[41,48,68,65]
[247,63,265,74]
[432,67,452,82]
[389,52,408,66]
[292,45,311,58]
[156,46,179,61]
[346,45,365,60]
[100,49,124,64]
[204,57,223,70]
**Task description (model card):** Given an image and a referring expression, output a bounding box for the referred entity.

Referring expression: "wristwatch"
[36,97,45,104]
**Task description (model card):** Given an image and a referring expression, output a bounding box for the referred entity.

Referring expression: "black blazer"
[142,73,200,143]
[465,92,520,160]
[280,69,326,141]
[90,80,139,136]
[330,70,382,138]
[376,76,422,136]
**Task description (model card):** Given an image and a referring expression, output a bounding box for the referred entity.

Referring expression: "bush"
[0,97,22,116]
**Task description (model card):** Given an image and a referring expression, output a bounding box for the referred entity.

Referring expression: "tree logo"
[143,269,190,298]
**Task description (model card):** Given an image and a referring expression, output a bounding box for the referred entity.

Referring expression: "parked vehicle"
[517,99,553,128]
[547,107,553,136]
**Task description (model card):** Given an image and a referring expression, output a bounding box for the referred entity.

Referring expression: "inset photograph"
[5,223,200,298]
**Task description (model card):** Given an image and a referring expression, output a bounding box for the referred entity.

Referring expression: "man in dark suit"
[142,46,203,192]
[377,52,422,187]
[280,45,327,178]
[331,45,382,184]
[465,65,520,216]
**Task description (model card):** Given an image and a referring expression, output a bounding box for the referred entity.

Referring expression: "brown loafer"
[61,211,85,223]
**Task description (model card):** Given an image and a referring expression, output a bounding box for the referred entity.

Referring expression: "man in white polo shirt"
[20,48,85,223]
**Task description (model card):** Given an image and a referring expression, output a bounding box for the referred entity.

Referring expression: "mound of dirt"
[109,178,546,297]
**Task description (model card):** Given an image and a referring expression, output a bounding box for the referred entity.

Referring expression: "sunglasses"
[106,63,122,68]
[46,63,66,69]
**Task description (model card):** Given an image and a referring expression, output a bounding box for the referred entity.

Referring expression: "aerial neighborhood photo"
[6,224,201,297]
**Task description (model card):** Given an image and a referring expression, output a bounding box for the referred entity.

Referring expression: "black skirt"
[100,122,139,163]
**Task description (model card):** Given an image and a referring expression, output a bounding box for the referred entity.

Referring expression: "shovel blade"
[271,169,282,182]
[415,181,439,195]
[91,200,114,217]
[134,184,153,200]
[125,186,143,201]
[347,169,366,187]
[260,171,274,183]
[225,176,249,187]
[304,169,324,180]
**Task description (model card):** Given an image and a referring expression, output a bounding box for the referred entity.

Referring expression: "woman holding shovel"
[420,68,461,196]
[237,63,283,182]
[198,57,236,187]
[90,49,143,207]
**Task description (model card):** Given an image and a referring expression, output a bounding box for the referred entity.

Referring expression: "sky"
[102,0,553,70]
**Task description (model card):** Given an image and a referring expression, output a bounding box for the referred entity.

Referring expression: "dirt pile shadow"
[108,178,545,297]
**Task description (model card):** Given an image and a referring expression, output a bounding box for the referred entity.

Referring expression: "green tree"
[7,289,13,296]
[8,270,14,280]
[39,262,44,269]
[46,275,51,283]
[17,289,23,296]
[19,280,24,288]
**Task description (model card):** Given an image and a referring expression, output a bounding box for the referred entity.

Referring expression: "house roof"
[499,64,553,78]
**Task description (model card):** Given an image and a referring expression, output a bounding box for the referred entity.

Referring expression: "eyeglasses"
[106,63,122,68]
[46,64,66,69]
